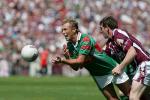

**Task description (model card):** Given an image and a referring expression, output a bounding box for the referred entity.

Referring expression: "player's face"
[100,25,111,38]
[62,23,75,41]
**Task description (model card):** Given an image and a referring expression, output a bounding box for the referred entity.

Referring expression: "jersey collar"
[112,29,117,36]
[74,32,81,47]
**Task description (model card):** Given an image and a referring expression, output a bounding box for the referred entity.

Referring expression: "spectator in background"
[0,53,9,77]
[39,47,49,75]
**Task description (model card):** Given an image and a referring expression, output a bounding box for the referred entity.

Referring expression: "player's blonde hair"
[62,18,79,32]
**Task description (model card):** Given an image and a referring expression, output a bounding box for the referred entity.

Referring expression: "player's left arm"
[112,46,136,74]
[112,30,137,74]
[51,54,86,71]
[62,44,80,70]
[52,36,92,70]
[62,54,85,66]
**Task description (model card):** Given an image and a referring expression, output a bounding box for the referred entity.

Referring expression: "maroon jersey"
[105,39,137,75]
[105,39,127,63]
[111,29,150,66]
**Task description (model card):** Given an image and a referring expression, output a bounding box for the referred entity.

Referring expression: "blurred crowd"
[0,0,150,77]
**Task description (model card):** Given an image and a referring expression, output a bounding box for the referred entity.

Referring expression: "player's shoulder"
[113,29,129,38]
[81,33,90,38]
[81,33,92,42]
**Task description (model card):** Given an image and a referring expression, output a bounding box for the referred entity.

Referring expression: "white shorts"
[93,72,129,89]
[133,61,150,86]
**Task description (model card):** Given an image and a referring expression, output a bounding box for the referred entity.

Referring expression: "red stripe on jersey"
[81,45,91,50]
[82,36,90,42]
[95,42,102,52]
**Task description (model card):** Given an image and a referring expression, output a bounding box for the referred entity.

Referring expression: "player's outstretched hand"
[112,64,123,75]
[51,57,62,64]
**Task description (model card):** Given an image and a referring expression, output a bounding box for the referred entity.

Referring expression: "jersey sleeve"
[105,41,111,56]
[79,36,92,55]
[114,29,133,53]
[123,39,133,52]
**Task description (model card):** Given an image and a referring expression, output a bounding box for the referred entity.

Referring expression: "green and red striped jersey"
[67,33,118,76]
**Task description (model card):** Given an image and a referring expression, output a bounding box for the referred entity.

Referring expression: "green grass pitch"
[0,76,106,100]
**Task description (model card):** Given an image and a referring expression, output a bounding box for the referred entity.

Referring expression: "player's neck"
[72,34,78,45]
[109,30,113,39]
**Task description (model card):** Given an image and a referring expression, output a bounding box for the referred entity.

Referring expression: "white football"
[21,45,38,62]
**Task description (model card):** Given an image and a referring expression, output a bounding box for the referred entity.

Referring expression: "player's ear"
[106,27,109,33]
[72,29,77,33]
[108,28,112,37]
[108,28,110,33]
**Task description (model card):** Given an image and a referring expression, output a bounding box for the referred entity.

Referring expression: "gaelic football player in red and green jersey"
[52,18,131,100]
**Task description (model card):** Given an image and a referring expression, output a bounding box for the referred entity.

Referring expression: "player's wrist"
[60,58,65,63]
[56,57,62,63]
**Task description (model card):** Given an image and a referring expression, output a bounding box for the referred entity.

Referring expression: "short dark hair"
[100,16,118,30]
[62,18,79,31]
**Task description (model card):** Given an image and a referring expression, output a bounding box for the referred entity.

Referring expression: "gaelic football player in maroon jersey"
[100,16,150,100]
